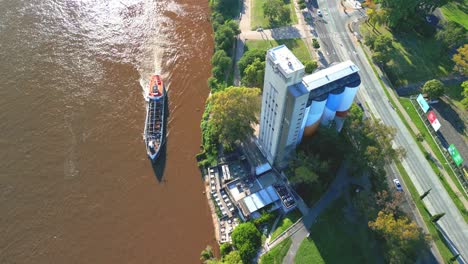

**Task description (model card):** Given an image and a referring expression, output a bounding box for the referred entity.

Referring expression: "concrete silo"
[302,93,328,137]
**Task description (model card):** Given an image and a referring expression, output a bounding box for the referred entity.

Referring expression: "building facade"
[258,45,361,168]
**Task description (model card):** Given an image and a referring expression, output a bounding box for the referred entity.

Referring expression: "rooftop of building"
[302,60,360,91]
[268,45,304,75]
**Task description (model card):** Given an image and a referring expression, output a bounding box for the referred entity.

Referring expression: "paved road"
[313,0,468,261]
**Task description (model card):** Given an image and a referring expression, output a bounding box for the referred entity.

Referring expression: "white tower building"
[258,45,361,168]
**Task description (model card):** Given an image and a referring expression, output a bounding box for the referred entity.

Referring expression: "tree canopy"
[288,152,329,188]
[238,49,266,75]
[263,0,291,26]
[200,245,215,263]
[380,0,452,29]
[346,109,405,175]
[422,79,445,99]
[369,211,427,263]
[304,60,318,74]
[208,87,261,149]
[231,222,261,263]
[223,251,243,264]
[436,22,467,50]
[461,81,468,109]
[212,50,232,76]
[453,44,468,76]
[242,58,265,88]
[215,21,240,54]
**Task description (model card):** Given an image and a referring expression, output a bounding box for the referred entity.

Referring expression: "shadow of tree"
[270,26,302,40]
[432,100,466,134]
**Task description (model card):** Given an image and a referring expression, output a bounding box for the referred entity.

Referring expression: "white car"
[393,179,403,191]
[317,9,322,17]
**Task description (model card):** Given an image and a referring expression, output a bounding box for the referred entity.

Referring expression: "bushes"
[298,0,306,9]
[303,60,318,73]
[312,38,320,49]
[231,222,262,263]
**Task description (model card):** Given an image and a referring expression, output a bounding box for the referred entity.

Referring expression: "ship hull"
[144,75,166,162]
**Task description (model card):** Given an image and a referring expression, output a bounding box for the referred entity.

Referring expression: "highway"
[310,0,468,261]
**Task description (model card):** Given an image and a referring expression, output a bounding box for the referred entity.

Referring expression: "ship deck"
[146,97,164,145]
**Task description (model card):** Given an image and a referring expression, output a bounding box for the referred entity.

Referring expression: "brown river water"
[0,0,215,263]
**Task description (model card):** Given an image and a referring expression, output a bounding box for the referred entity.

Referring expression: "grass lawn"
[259,237,292,264]
[245,38,311,62]
[270,208,302,240]
[441,1,468,30]
[294,198,382,263]
[251,0,298,30]
[360,24,453,87]
[445,83,464,102]
[445,82,466,110]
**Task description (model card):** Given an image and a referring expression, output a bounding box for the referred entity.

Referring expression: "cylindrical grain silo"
[297,105,310,144]
[336,83,360,114]
[334,115,345,132]
[302,93,328,138]
[321,86,345,126]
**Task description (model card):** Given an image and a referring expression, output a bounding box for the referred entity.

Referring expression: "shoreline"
[204,176,221,243]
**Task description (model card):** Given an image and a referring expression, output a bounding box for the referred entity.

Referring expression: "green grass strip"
[260,237,292,264]
[270,209,302,241]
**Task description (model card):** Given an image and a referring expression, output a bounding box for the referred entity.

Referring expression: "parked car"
[393,178,403,191]
[317,9,322,17]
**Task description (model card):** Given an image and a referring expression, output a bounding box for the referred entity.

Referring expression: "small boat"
[144,74,166,161]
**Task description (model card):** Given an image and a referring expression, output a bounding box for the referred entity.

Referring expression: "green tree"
[212,66,225,80]
[215,25,236,53]
[436,21,467,50]
[373,35,393,53]
[453,44,468,76]
[312,38,320,49]
[364,34,377,49]
[212,50,232,74]
[380,0,418,28]
[238,49,266,75]
[346,115,405,174]
[367,9,386,29]
[422,79,445,99]
[208,87,261,149]
[223,250,243,264]
[461,81,468,109]
[380,0,451,29]
[231,222,262,263]
[263,0,290,25]
[242,58,265,87]
[304,60,318,73]
[263,0,283,21]
[369,211,428,263]
[220,243,233,257]
[372,51,390,66]
[201,245,215,262]
[289,152,329,187]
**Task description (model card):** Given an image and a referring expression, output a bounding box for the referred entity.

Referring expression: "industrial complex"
[207,45,362,244]
[258,45,361,168]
